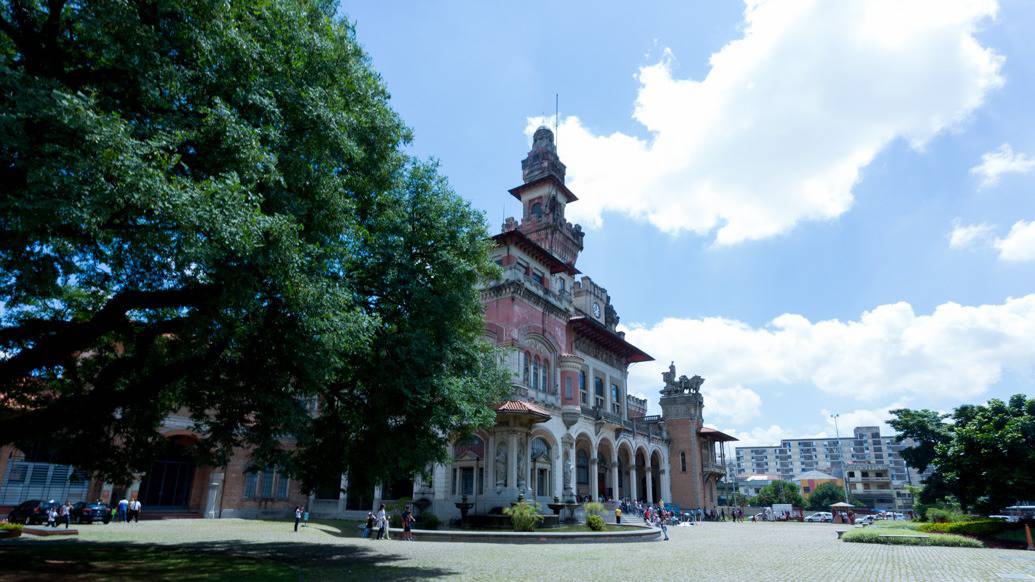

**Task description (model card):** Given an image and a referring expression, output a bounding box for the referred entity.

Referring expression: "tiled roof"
[699,426,738,442]
[495,400,551,420]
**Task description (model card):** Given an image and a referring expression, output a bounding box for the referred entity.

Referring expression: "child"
[303,509,310,528]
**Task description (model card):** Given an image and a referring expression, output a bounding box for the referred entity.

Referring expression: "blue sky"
[343,1,1035,445]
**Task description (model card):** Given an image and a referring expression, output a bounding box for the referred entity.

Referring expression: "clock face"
[592,302,601,318]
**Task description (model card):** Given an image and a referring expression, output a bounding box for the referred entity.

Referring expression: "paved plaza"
[2,518,1035,581]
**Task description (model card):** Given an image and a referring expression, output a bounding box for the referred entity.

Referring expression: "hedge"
[842,528,983,548]
[917,519,1014,538]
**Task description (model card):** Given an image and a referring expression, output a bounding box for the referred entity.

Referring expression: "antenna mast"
[554,93,559,148]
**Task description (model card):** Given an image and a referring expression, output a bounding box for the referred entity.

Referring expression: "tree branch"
[0,285,218,385]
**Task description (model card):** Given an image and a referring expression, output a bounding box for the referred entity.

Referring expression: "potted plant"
[0,523,23,539]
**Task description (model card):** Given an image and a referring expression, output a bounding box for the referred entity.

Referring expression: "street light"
[831,413,851,504]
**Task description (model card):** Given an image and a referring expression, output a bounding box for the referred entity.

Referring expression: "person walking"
[60,501,71,529]
[131,499,142,523]
[294,506,302,532]
[658,509,670,541]
[117,497,129,523]
[375,504,387,540]
[615,505,622,525]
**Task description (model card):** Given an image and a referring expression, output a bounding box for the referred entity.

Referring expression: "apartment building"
[735,426,927,486]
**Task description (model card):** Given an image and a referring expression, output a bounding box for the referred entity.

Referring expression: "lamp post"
[831,413,851,504]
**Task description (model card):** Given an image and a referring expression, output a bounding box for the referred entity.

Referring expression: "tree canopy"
[806,481,845,510]
[0,0,509,491]
[752,480,804,507]
[890,394,1035,514]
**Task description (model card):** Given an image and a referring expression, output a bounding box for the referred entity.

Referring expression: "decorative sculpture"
[495,441,507,487]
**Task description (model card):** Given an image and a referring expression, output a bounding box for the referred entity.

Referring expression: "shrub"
[926,508,967,524]
[842,528,982,548]
[420,511,440,530]
[918,519,1012,538]
[503,501,543,532]
[1,523,23,532]
[586,514,605,531]
[389,514,402,528]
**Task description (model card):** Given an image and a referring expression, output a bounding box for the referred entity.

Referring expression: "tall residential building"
[735,426,927,486]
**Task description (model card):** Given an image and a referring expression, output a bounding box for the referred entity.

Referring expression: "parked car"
[805,512,832,523]
[71,501,111,524]
[857,514,879,525]
[6,499,60,525]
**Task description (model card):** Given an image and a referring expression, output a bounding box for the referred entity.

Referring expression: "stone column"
[485,434,495,490]
[507,430,518,491]
[552,446,563,499]
[611,456,620,501]
[372,485,382,512]
[660,466,671,505]
[605,373,613,413]
[630,466,638,501]
[567,438,577,500]
[204,471,223,519]
[337,473,347,515]
[589,457,599,501]
[645,464,654,503]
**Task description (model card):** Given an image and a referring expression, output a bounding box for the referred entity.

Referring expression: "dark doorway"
[137,437,196,508]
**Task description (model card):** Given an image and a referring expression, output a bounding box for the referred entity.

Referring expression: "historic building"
[0,128,734,519]
[414,127,736,519]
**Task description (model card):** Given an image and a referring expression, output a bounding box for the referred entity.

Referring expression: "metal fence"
[0,461,90,506]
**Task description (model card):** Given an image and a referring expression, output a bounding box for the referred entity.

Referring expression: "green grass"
[842,527,983,548]
[0,542,298,580]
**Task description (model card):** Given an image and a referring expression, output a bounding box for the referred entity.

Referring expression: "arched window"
[680,451,687,473]
[530,201,543,219]
[532,356,541,390]
[541,357,550,393]
[531,437,550,461]
[522,352,531,386]
[576,449,589,485]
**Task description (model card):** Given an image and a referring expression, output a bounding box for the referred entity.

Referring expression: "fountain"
[454,495,474,526]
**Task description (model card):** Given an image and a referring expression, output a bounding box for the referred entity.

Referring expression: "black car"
[6,499,60,525]
[71,501,111,524]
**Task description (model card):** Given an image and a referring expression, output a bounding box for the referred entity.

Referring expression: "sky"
[342,0,1035,446]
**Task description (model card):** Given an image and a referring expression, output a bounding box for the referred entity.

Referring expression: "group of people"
[114,497,143,522]
[361,503,415,541]
[293,506,311,531]
[43,501,74,528]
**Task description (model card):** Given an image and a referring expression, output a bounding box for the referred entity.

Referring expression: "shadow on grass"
[0,537,456,581]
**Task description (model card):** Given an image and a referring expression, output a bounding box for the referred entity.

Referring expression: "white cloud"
[722,424,826,449]
[948,219,995,249]
[622,294,1035,408]
[821,403,907,436]
[705,384,763,423]
[971,143,1035,189]
[994,220,1035,262]
[529,0,1002,245]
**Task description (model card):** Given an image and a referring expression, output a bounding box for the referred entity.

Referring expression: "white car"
[857,515,879,525]
[805,512,833,523]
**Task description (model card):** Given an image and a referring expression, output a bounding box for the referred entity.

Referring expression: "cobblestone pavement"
[12,518,1035,581]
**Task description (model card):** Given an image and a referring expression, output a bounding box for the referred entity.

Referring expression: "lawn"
[0,542,298,581]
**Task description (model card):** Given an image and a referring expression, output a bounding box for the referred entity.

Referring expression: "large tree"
[890,394,1035,514]
[754,480,805,507]
[0,0,508,491]
[806,481,845,510]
